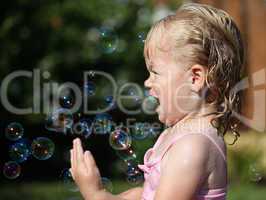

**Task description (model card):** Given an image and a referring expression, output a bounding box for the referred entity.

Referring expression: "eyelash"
[151,70,159,75]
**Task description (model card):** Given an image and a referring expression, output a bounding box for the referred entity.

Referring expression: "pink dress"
[138,118,227,200]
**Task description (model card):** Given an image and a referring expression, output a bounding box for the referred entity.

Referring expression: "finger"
[69,168,75,180]
[84,151,96,169]
[72,140,77,169]
[73,139,78,166]
[75,138,84,164]
[70,149,75,169]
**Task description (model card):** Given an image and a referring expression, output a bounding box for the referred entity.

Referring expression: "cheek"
[175,84,200,113]
[171,80,192,110]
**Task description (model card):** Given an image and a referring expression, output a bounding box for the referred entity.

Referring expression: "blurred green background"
[0,0,265,199]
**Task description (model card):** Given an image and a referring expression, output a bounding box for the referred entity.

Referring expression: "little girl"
[70,3,244,200]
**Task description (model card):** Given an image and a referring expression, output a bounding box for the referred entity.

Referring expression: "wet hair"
[144,3,245,144]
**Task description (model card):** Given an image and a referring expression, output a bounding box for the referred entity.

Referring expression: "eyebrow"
[146,60,154,71]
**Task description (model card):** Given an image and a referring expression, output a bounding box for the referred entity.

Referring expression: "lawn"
[0,180,265,200]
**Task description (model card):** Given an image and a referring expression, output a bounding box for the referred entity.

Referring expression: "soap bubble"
[84,81,96,96]
[5,122,24,141]
[144,89,149,97]
[119,85,143,112]
[9,139,31,163]
[131,122,150,140]
[137,32,146,44]
[59,90,75,109]
[127,87,142,104]
[127,171,144,185]
[105,95,113,104]
[31,137,55,160]
[101,177,113,192]
[45,108,73,134]
[248,164,263,182]
[60,168,79,192]
[146,124,161,138]
[3,161,21,180]
[72,118,93,138]
[142,95,159,114]
[104,95,117,110]
[126,162,144,185]
[116,148,137,162]
[93,113,113,135]
[98,27,119,54]
[109,128,132,150]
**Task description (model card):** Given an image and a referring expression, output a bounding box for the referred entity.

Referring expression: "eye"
[151,70,159,75]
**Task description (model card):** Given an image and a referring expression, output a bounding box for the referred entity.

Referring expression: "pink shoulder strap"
[159,132,226,162]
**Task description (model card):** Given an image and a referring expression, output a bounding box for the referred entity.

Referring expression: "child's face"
[144,37,200,126]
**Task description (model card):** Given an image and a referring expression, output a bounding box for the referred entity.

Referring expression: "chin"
[158,111,184,127]
[157,111,167,124]
[158,113,175,127]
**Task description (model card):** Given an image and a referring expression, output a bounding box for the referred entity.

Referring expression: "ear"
[190,64,206,92]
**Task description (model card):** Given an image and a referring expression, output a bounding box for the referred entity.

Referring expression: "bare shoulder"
[162,133,212,171]
[155,134,213,200]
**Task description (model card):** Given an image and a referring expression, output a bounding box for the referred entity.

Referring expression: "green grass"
[0,181,266,200]
[227,183,266,200]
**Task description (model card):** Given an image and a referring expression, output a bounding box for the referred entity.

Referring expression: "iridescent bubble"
[101,177,113,192]
[45,108,73,134]
[72,118,93,138]
[144,89,149,97]
[120,85,143,111]
[109,128,132,150]
[116,148,137,162]
[147,124,161,138]
[105,95,113,103]
[5,122,24,141]
[142,95,159,113]
[137,32,146,44]
[3,161,21,180]
[248,164,263,182]
[127,162,140,175]
[60,168,79,192]
[59,91,75,109]
[131,122,150,140]
[98,27,119,54]
[93,113,113,135]
[105,95,117,110]
[31,137,55,160]
[126,162,144,185]
[84,81,96,96]
[127,171,144,185]
[9,139,31,163]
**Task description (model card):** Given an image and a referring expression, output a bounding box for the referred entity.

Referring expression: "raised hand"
[70,138,103,199]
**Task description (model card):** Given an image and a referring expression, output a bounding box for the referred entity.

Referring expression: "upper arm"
[154,134,210,200]
[117,187,143,200]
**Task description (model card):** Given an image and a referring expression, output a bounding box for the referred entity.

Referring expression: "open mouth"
[149,95,160,105]
[144,95,160,111]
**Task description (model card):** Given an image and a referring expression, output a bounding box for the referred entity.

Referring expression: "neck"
[171,103,217,127]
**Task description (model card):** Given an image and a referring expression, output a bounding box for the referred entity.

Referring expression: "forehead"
[144,25,174,69]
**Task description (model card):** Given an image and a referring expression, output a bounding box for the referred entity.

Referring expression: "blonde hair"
[144,3,245,144]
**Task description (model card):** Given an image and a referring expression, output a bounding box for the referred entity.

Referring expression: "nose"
[144,76,152,88]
